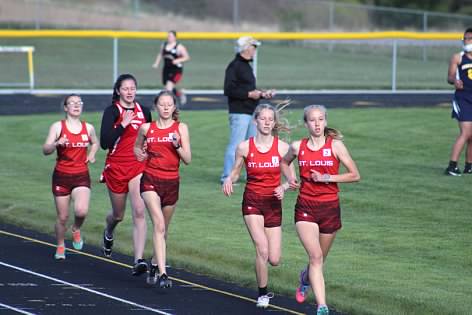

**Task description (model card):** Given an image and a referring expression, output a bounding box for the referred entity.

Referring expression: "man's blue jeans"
[221,113,256,183]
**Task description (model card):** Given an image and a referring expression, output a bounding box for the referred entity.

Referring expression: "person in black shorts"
[445,28,472,176]
[152,30,190,106]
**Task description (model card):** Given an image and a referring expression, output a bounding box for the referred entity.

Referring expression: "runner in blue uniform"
[445,28,472,176]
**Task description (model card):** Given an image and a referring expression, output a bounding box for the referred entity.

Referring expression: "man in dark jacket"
[220,36,275,183]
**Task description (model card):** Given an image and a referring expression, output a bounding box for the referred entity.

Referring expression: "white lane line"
[0,302,36,315]
[0,261,173,315]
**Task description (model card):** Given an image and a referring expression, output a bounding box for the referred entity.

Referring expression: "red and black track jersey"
[106,101,147,163]
[144,121,180,179]
[55,120,89,174]
[245,137,281,196]
[298,137,339,201]
[162,41,183,71]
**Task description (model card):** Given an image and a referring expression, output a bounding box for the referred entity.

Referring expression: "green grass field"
[0,107,471,315]
[0,38,458,90]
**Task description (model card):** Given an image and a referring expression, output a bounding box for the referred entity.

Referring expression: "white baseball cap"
[237,36,261,52]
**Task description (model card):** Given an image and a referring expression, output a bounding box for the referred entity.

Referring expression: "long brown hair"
[303,104,343,140]
[112,74,137,103]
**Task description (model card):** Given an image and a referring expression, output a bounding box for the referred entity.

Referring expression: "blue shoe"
[295,268,310,303]
[317,305,329,315]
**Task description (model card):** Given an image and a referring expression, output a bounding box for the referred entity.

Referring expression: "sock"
[105,229,113,239]
[258,286,268,297]
[448,160,457,169]
[302,268,309,285]
[464,162,471,170]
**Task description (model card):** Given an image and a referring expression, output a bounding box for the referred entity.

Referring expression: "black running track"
[0,91,454,115]
[0,223,341,315]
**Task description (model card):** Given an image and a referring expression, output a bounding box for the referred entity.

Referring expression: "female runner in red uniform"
[43,94,99,260]
[100,74,152,276]
[134,91,191,288]
[281,105,360,315]
[222,103,294,308]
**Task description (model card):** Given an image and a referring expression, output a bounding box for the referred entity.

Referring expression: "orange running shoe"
[55,245,66,260]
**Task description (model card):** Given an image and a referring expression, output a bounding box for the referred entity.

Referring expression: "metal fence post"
[423,12,428,62]
[35,0,40,30]
[329,1,335,31]
[328,2,336,52]
[392,39,397,92]
[133,0,140,30]
[233,0,240,30]
[253,48,258,79]
[113,37,118,83]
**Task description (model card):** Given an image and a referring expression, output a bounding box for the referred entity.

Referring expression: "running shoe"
[102,229,113,257]
[317,305,329,315]
[295,268,310,303]
[132,259,148,276]
[146,264,158,285]
[54,245,66,260]
[71,229,83,250]
[463,167,472,174]
[256,292,274,308]
[158,273,172,288]
[445,166,461,176]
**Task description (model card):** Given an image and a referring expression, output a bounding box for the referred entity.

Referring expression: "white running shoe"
[256,292,274,308]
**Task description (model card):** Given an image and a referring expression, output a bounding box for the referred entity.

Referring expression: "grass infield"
[0,107,470,315]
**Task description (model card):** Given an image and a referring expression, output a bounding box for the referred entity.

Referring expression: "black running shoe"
[102,229,113,257]
[463,167,472,174]
[146,264,158,285]
[445,166,461,176]
[132,259,148,276]
[158,273,172,288]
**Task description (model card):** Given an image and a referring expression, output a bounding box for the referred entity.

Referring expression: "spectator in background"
[152,30,190,106]
[42,94,99,260]
[445,27,472,176]
[221,36,275,184]
[99,74,152,276]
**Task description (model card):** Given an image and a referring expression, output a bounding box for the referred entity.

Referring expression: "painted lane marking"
[0,302,36,315]
[0,261,173,315]
[0,229,304,315]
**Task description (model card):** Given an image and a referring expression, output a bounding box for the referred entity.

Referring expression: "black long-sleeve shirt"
[223,53,258,115]
[99,104,152,150]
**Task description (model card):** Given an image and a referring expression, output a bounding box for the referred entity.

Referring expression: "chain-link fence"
[1,0,472,32]
[0,34,461,90]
